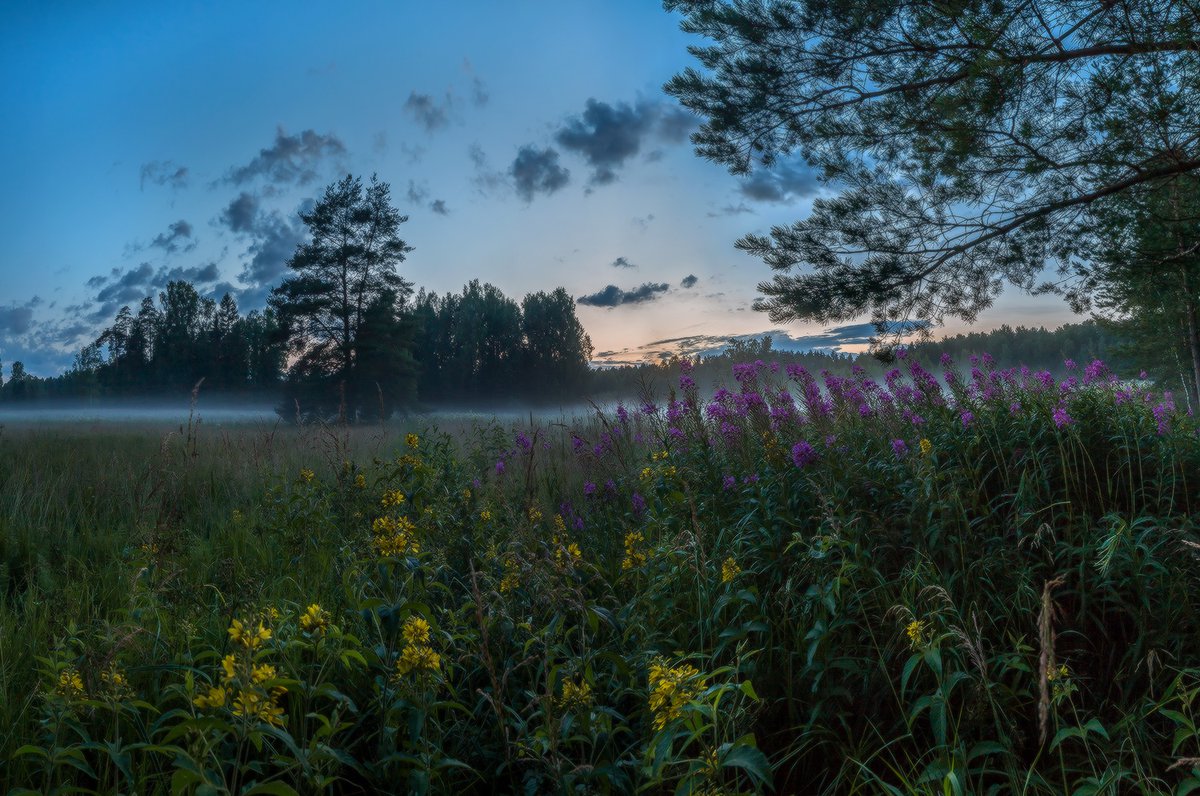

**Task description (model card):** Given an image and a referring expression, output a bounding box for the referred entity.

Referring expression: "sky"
[0,1,1075,376]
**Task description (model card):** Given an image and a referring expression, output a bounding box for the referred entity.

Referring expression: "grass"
[1,355,1199,795]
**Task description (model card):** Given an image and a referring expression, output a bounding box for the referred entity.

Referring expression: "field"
[2,354,1199,795]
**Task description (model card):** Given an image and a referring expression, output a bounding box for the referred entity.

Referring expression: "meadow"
[2,352,1199,795]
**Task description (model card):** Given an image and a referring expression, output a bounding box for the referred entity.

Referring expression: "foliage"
[664,0,1200,328]
[270,174,417,421]
[3,349,1199,792]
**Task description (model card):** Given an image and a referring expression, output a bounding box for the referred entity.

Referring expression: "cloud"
[404,91,451,132]
[554,98,700,186]
[226,127,346,186]
[576,282,669,308]
[0,305,34,335]
[461,58,489,107]
[140,160,188,190]
[681,274,699,288]
[738,161,821,203]
[430,199,449,215]
[220,193,259,233]
[510,145,570,202]
[236,206,310,299]
[632,213,655,231]
[149,219,197,254]
[468,143,507,195]
[406,180,428,204]
[86,260,223,319]
[707,202,755,217]
[611,256,637,269]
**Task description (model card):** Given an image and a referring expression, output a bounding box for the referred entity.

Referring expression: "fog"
[0,398,613,428]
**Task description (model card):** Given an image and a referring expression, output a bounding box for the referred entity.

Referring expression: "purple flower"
[743,473,759,484]
[891,438,908,459]
[631,492,647,517]
[495,460,506,475]
[1064,358,1077,371]
[960,411,975,428]
[668,426,685,440]
[1009,401,1022,416]
[939,353,954,368]
[616,404,630,424]
[516,432,532,452]
[1139,370,1148,380]
[1052,405,1073,428]
[791,440,818,468]
[722,475,736,490]
[583,481,597,496]
[1083,359,1108,385]
[640,402,657,416]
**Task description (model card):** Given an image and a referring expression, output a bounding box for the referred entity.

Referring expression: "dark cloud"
[461,58,489,107]
[468,144,507,195]
[404,91,451,132]
[555,99,700,186]
[149,219,196,254]
[611,256,637,269]
[681,274,699,289]
[220,193,259,233]
[738,161,821,203]
[430,199,449,215]
[140,160,189,190]
[406,180,429,205]
[226,127,346,186]
[576,282,669,308]
[510,146,570,202]
[707,202,755,217]
[0,305,34,335]
[632,213,655,230]
[88,261,223,318]
[400,142,425,164]
[236,205,311,298]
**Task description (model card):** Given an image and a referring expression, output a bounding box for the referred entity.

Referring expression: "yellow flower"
[406,433,420,449]
[221,654,237,682]
[553,514,567,532]
[299,603,329,634]
[661,465,677,478]
[462,488,472,501]
[640,467,653,481]
[354,473,366,489]
[231,509,244,524]
[480,509,492,522]
[402,616,431,646]
[623,531,647,570]
[1047,663,1069,682]
[720,556,741,583]
[232,689,286,726]
[193,685,228,709]
[228,618,271,650]
[56,668,85,699]
[919,438,932,457]
[300,468,315,483]
[499,555,520,593]
[559,678,593,710]
[648,658,702,731]
[251,663,278,684]
[528,506,543,523]
[905,619,927,649]
[100,666,128,693]
[381,489,406,507]
[395,644,441,676]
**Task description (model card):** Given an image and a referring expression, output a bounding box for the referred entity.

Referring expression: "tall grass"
[1,354,1198,795]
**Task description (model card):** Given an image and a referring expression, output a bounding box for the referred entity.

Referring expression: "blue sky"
[0,1,1072,376]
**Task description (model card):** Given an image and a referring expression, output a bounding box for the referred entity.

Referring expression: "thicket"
[1,351,1198,793]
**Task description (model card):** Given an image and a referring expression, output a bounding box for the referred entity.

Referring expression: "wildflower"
[194,685,229,709]
[231,509,243,525]
[891,438,908,459]
[919,438,932,457]
[406,433,419,449]
[554,513,567,532]
[960,411,975,428]
[791,440,817,468]
[499,555,521,593]
[402,616,431,646]
[1046,663,1069,682]
[100,666,128,694]
[559,678,594,710]
[1052,404,1073,429]
[56,668,85,699]
[461,488,472,501]
[648,658,702,730]
[354,473,366,489]
[221,654,237,681]
[299,603,329,634]
[495,460,506,475]
[300,468,315,483]
[528,506,543,523]
[721,556,741,583]
[640,466,653,481]
[251,663,277,684]
[396,644,441,676]
[228,618,271,650]
[623,531,647,570]
[480,509,492,522]
[722,475,736,491]
[905,619,928,650]
[631,492,647,517]
[381,489,405,507]
[232,689,286,726]
[583,481,597,497]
